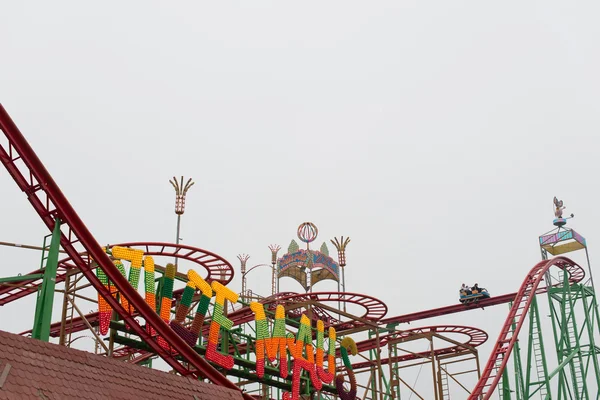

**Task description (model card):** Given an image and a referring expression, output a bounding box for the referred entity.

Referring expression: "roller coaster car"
[459,288,490,304]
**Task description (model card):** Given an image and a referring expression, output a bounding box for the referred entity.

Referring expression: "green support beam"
[0,274,44,284]
[502,366,512,400]
[508,300,525,399]
[543,270,600,400]
[31,219,61,341]
[524,296,550,399]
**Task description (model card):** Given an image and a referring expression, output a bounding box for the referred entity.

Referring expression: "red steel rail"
[351,325,488,370]
[114,242,235,285]
[0,241,233,306]
[226,291,388,328]
[0,104,252,400]
[379,293,519,326]
[379,261,584,328]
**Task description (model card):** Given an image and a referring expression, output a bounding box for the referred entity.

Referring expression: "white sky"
[2,1,600,398]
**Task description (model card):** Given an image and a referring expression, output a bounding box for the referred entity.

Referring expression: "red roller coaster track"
[226,291,388,328]
[0,241,234,306]
[351,325,488,370]
[0,104,253,400]
[113,242,235,285]
[379,293,519,326]
[468,256,584,399]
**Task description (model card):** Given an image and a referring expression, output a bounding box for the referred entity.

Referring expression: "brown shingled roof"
[0,330,243,400]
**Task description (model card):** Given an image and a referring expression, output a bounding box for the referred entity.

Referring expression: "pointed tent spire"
[288,239,299,254]
[320,242,329,256]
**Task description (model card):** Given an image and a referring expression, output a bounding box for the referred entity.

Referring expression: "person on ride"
[472,283,480,293]
[461,283,471,295]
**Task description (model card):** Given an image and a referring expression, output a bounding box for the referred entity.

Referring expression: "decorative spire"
[331,236,350,267]
[297,222,318,250]
[268,244,281,264]
[268,245,280,296]
[288,240,299,254]
[237,254,250,275]
[320,242,329,256]
[169,176,195,215]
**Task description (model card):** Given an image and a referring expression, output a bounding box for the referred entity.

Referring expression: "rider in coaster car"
[461,283,471,295]
[472,283,480,293]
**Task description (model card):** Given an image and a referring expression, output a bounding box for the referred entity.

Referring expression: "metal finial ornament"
[237,254,250,273]
[170,176,195,215]
[268,244,281,264]
[331,236,351,267]
[297,222,318,248]
[268,245,281,295]
[331,236,350,312]
[169,176,194,266]
[238,254,250,300]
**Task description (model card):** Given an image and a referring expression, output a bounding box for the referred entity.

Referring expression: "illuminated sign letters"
[97,246,356,399]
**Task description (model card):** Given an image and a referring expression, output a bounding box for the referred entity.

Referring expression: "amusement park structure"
[0,102,599,399]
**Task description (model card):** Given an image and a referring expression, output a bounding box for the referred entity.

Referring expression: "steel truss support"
[494,245,600,400]
[57,269,106,353]
[494,296,550,400]
[501,367,512,400]
[505,299,525,400]
[31,219,61,341]
[500,295,552,400]
[497,302,515,400]
[437,351,481,400]
[524,295,551,399]
[545,271,600,400]
[381,332,481,400]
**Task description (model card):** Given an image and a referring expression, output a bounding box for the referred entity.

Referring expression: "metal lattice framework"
[2,103,600,400]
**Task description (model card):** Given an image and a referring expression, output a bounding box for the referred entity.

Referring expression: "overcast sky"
[2,1,600,397]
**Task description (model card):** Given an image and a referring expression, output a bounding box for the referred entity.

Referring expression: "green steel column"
[380,365,390,400]
[508,300,525,399]
[532,295,550,399]
[31,219,61,341]
[368,330,377,400]
[559,272,572,400]
[392,344,400,400]
[502,366,512,400]
[551,269,587,400]
[524,296,550,399]
[563,279,588,400]
[579,285,600,394]
[547,282,568,399]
